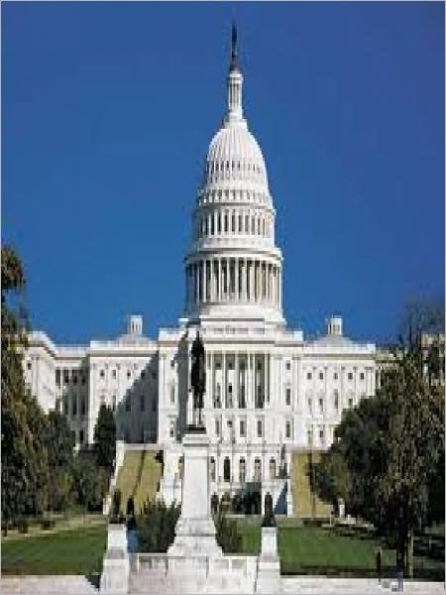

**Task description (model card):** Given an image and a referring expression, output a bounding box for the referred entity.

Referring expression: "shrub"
[137,499,181,553]
[214,510,242,553]
[17,518,29,534]
[40,518,55,530]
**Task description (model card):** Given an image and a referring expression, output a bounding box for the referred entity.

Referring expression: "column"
[218,259,222,301]
[243,259,247,301]
[235,353,239,408]
[246,353,251,409]
[235,258,239,301]
[263,354,267,407]
[222,352,227,409]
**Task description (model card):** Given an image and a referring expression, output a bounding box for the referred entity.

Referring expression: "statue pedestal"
[168,431,222,557]
[256,527,280,594]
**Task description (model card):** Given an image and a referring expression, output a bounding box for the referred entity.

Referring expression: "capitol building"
[24,30,378,514]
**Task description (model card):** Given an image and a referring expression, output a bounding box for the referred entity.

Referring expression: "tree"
[43,411,75,511]
[71,457,108,512]
[1,245,49,532]
[93,404,116,472]
[315,301,444,578]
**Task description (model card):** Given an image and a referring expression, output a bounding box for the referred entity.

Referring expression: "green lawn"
[234,518,444,580]
[1,524,107,576]
[2,516,443,582]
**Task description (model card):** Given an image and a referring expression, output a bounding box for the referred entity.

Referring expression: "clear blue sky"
[2,2,444,345]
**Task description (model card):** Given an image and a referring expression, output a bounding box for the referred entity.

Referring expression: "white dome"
[202,121,269,189]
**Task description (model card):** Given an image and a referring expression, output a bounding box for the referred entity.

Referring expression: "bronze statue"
[190,331,206,426]
[262,492,276,527]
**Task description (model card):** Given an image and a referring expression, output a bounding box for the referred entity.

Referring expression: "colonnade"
[185,257,282,308]
[202,352,271,410]
[195,208,273,239]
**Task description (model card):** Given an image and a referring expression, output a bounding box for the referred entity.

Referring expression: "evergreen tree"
[1,245,49,532]
[43,411,75,511]
[93,404,116,472]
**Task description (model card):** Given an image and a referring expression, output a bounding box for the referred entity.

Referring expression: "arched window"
[210,457,216,481]
[223,457,231,482]
[254,458,262,482]
[269,458,276,480]
[239,458,246,483]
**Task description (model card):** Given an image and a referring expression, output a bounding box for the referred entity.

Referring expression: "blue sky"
[2,2,444,345]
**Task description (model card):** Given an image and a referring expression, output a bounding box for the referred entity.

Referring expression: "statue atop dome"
[229,22,240,72]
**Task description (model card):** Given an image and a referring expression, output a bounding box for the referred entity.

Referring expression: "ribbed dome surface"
[203,121,269,189]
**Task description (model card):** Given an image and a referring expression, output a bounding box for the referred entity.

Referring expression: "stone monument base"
[256,526,281,594]
[100,524,129,594]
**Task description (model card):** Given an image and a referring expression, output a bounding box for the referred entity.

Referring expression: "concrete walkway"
[2,575,444,594]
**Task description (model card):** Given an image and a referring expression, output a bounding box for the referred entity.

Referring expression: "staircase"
[290,451,331,518]
[115,449,162,513]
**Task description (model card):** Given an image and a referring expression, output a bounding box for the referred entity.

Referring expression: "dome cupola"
[183,25,285,328]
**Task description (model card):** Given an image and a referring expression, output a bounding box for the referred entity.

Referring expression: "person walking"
[375,544,383,584]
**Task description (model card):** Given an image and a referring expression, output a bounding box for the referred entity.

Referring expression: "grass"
[1,523,107,576]
[2,514,443,581]
[234,518,445,580]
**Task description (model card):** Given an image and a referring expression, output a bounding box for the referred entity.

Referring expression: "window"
[64,371,69,384]
[27,361,32,371]
[319,397,324,413]
[171,359,175,369]
[73,373,78,385]
[308,397,312,412]
[257,419,263,437]
[286,421,291,438]
[239,458,246,483]
[81,374,86,385]
[240,420,245,437]
[127,370,131,379]
[72,396,77,416]
[141,370,145,379]
[63,398,68,415]
[285,388,291,406]
[307,371,312,380]
[79,430,84,445]
[254,458,262,481]
[171,385,175,404]
[359,372,365,380]
[223,457,231,482]
[112,394,117,411]
[307,428,313,446]
[348,372,353,381]
[100,370,105,378]
[348,397,353,408]
[210,457,216,481]
[140,395,145,411]
[269,458,276,480]
[319,372,324,380]
[215,419,220,437]
[319,427,325,443]
[169,420,175,438]
[55,370,61,384]
[334,390,339,410]
[81,398,86,416]
[286,361,291,371]
[112,369,117,379]
[333,372,338,380]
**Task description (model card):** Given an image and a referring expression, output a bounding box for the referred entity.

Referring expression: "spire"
[229,21,240,72]
[227,22,244,122]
